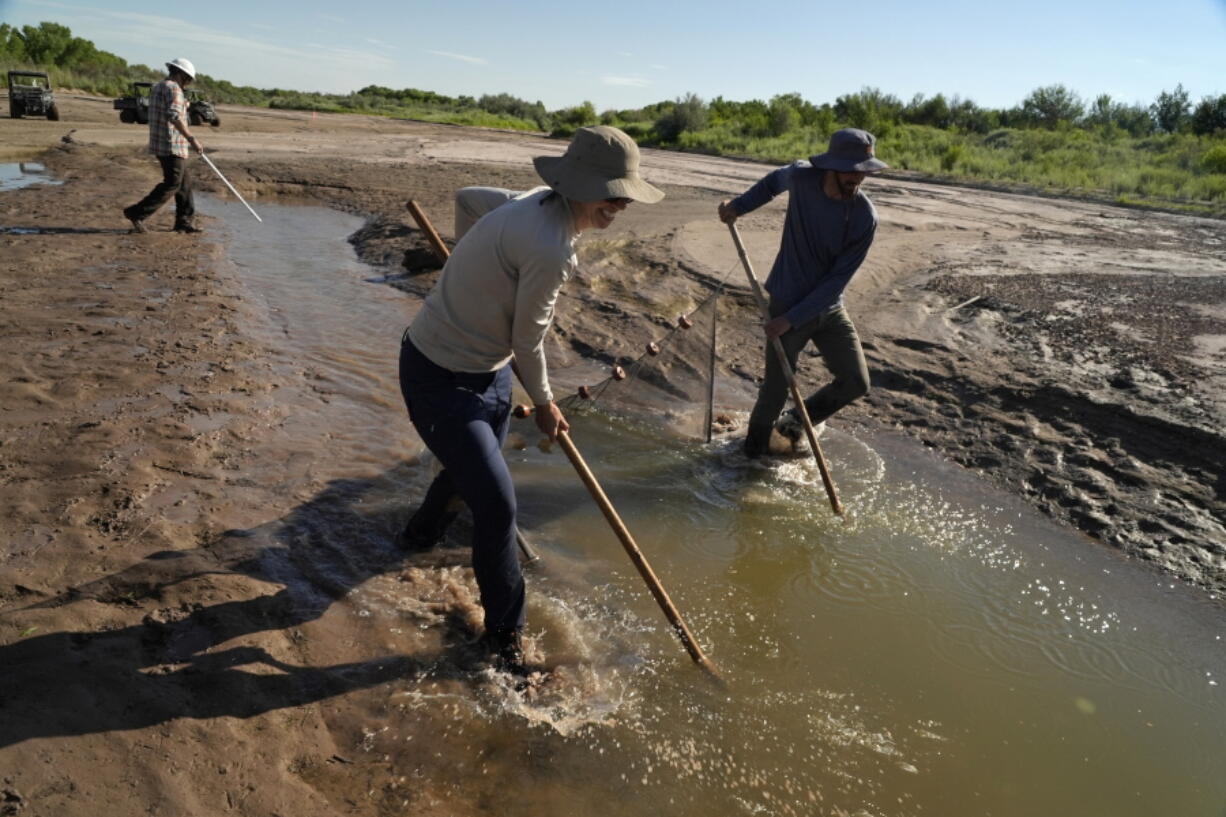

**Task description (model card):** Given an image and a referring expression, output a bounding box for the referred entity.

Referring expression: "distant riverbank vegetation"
[5,21,1226,214]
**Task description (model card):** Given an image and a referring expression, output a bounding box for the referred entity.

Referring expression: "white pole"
[199,153,262,223]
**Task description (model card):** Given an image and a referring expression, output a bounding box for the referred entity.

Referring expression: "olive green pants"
[745,304,869,451]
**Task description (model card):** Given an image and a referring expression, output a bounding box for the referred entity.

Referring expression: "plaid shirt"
[147,79,188,158]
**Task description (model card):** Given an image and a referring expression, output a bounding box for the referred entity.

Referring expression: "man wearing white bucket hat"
[399,126,664,673]
[123,58,205,234]
[719,128,888,457]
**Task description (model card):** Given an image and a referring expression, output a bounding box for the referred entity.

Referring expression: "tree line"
[3,21,1225,211]
[5,21,1223,138]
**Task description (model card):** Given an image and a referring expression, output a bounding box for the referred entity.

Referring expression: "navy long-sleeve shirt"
[730,160,877,327]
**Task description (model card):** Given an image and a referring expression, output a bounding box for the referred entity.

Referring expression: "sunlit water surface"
[203,196,1224,817]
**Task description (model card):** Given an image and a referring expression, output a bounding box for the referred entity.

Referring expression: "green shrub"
[619,122,651,140]
[1201,145,1226,174]
[983,129,1018,149]
[655,93,708,142]
[940,144,963,172]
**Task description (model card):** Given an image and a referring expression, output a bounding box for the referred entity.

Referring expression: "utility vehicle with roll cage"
[7,71,59,120]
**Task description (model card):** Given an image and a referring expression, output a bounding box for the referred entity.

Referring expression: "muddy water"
[0,161,60,192]
[203,197,1224,817]
[198,195,419,481]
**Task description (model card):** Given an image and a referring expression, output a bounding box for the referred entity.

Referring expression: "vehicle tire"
[189,110,202,126]
[210,117,220,127]
[47,104,60,121]
[137,110,148,125]
[119,109,136,124]
[9,101,22,119]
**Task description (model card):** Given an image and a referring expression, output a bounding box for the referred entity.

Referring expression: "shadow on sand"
[0,464,508,749]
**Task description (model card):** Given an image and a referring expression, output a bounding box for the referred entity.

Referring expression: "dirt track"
[1,94,1224,815]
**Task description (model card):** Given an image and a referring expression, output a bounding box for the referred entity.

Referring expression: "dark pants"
[125,155,195,227]
[746,304,870,447]
[399,339,523,632]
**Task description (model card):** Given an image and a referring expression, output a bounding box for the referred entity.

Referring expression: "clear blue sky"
[3,0,1225,111]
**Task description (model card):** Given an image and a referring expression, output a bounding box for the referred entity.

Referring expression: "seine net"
[555,282,733,442]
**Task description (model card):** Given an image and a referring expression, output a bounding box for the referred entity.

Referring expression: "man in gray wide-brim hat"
[397,126,663,673]
[719,127,888,457]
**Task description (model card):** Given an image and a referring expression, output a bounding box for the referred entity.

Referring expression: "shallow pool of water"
[0,161,61,192]
[203,195,1224,817]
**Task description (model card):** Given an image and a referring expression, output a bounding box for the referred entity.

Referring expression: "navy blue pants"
[399,339,524,632]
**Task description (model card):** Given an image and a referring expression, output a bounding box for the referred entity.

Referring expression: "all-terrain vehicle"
[113,81,152,124]
[114,81,220,127]
[186,89,220,127]
[7,71,59,120]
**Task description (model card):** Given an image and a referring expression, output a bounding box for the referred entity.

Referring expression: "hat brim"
[533,155,665,204]
[810,153,888,173]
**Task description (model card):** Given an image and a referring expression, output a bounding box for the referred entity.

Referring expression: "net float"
[578,385,592,400]
[612,365,626,381]
[646,342,660,356]
[677,315,693,329]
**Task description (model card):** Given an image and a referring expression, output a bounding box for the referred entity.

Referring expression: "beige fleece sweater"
[407,187,577,405]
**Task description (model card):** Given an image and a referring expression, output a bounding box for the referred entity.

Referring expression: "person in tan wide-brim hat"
[452,125,664,237]
[397,126,663,674]
[533,125,664,204]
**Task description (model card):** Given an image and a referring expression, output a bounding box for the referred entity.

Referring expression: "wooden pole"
[727,223,845,516]
[547,421,720,679]
[405,199,450,265]
[509,403,721,676]
[515,528,540,563]
[705,297,717,443]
